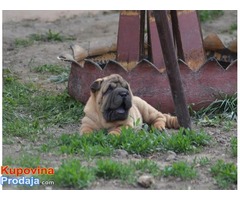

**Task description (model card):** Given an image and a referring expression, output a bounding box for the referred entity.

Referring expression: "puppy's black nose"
[119,91,129,97]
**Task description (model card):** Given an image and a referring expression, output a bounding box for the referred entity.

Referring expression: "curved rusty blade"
[67,58,237,114]
[173,10,206,71]
[116,11,145,62]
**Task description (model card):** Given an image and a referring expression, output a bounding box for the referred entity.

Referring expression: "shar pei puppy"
[80,74,179,135]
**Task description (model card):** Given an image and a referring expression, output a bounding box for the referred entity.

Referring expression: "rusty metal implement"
[59,10,237,114]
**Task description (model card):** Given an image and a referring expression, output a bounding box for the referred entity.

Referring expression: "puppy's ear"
[90,79,103,93]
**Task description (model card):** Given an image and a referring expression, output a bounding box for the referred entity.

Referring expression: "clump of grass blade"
[162,128,211,153]
[230,137,237,157]
[161,161,197,180]
[193,93,237,120]
[210,160,237,189]
[32,64,69,75]
[132,159,160,176]
[53,159,95,189]
[95,159,134,180]
[198,10,224,22]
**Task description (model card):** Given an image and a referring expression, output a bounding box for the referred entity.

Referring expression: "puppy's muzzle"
[103,88,132,122]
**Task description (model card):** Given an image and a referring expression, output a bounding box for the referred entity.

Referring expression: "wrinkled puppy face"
[90,74,132,122]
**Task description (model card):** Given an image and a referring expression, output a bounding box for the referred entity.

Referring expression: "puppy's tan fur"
[80,74,179,135]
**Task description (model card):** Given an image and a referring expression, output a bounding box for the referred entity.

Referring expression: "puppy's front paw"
[108,130,121,136]
[108,127,122,136]
[80,127,94,136]
[153,121,166,131]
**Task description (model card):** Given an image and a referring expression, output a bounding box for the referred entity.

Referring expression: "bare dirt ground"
[2,10,237,190]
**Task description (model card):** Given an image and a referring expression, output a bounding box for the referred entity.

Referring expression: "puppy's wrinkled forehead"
[102,74,128,92]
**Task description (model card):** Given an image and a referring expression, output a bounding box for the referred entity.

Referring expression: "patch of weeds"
[53,159,95,189]
[132,159,160,176]
[14,29,75,47]
[31,91,84,125]
[193,93,237,120]
[40,134,60,153]
[230,137,237,157]
[15,38,33,47]
[222,120,235,131]
[95,159,134,180]
[3,71,45,137]
[58,131,113,157]
[109,127,162,155]
[198,10,224,22]
[192,93,237,128]
[32,64,69,75]
[161,128,211,153]
[2,156,15,166]
[57,128,210,158]
[3,71,84,138]
[210,160,237,189]
[48,72,69,83]
[3,154,41,168]
[161,161,197,180]
[30,29,75,42]
[31,64,70,84]
[193,156,211,167]
[229,23,237,34]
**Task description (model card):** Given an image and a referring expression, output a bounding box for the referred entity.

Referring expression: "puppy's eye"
[107,86,113,92]
[103,85,113,95]
[124,85,129,90]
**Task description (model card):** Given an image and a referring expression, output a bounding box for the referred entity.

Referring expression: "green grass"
[230,137,237,157]
[191,93,237,129]
[56,128,211,157]
[15,38,34,47]
[52,159,199,188]
[15,29,75,47]
[3,70,84,138]
[162,128,210,153]
[31,64,70,83]
[31,64,69,75]
[95,159,134,180]
[210,160,237,189]
[3,154,41,168]
[132,159,160,176]
[229,23,237,34]
[198,10,224,22]
[161,161,197,180]
[57,130,113,157]
[48,72,70,83]
[193,93,237,120]
[53,159,95,189]
[193,156,211,167]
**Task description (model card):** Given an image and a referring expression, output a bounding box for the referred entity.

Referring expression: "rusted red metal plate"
[116,11,144,62]
[176,11,206,71]
[68,60,237,114]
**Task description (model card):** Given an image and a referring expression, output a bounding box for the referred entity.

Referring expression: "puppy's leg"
[80,116,99,135]
[163,114,180,129]
[134,96,173,131]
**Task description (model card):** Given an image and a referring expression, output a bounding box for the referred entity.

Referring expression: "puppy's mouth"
[104,101,131,122]
[115,104,126,114]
